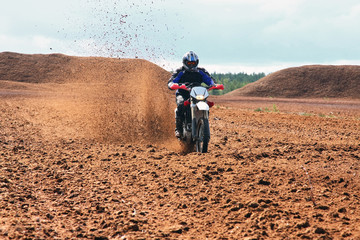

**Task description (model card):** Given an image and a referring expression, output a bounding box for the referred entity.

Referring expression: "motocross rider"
[168,51,216,138]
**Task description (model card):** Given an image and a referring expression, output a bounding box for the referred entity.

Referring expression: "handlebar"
[170,83,224,91]
[208,84,224,91]
[170,84,189,90]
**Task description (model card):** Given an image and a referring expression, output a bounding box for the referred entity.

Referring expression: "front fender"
[196,101,209,111]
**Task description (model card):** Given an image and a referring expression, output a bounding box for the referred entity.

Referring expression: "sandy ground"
[1,83,360,239]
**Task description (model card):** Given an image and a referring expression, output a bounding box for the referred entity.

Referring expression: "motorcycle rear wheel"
[196,118,210,153]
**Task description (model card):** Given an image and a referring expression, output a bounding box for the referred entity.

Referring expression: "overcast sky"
[2,0,360,73]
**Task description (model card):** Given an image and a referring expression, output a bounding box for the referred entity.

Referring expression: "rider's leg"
[175,95,185,137]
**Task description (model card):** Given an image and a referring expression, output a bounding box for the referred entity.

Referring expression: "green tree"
[210,72,265,95]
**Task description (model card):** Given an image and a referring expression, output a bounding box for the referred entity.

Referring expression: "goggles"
[187,61,197,66]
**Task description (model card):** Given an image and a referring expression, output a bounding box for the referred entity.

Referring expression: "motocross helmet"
[182,51,199,71]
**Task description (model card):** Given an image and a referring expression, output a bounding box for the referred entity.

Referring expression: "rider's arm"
[199,69,215,86]
[168,69,184,89]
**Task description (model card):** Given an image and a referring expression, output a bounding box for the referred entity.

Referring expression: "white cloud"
[0,34,72,54]
[32,36,53,50]
[258,0,304,14]
[200,59,360,74]
[0,16,10,33]
[0,35,30,52]
[334,3,360,27]
[161,58,300,74]
[2,0,360,71]
[202,62,299,74]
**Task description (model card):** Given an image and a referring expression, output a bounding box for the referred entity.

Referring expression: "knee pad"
[176,95,184,106]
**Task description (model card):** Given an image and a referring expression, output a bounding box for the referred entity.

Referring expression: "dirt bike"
[170,82,224,153]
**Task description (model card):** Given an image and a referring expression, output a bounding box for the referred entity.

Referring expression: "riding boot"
[175,117,183,138]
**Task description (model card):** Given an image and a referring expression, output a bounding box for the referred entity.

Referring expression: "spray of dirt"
[0,52,180,146]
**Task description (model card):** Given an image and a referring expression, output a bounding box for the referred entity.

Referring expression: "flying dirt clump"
[0,52,175,144]
[228,65,360,99]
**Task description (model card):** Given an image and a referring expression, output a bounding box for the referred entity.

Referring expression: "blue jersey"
[168,67,215,95]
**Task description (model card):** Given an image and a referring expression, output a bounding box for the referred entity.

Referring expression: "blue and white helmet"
[182,51,199,71]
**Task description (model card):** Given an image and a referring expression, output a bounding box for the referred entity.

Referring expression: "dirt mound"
[227,65,360,99]
[0,52,74,84]
[0,52,175,144]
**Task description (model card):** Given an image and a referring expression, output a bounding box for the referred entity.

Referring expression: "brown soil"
[228,65,360,99]
[1,53,360,239]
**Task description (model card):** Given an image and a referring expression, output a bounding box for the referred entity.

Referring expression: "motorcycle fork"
[191,102,196,140]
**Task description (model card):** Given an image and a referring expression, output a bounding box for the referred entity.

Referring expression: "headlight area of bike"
[195,95,205,101]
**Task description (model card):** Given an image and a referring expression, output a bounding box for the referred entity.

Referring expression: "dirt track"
[1,87,360,239]
[1,53,360,239]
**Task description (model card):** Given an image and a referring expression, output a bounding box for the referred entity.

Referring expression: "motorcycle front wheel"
[196,117,210,153]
